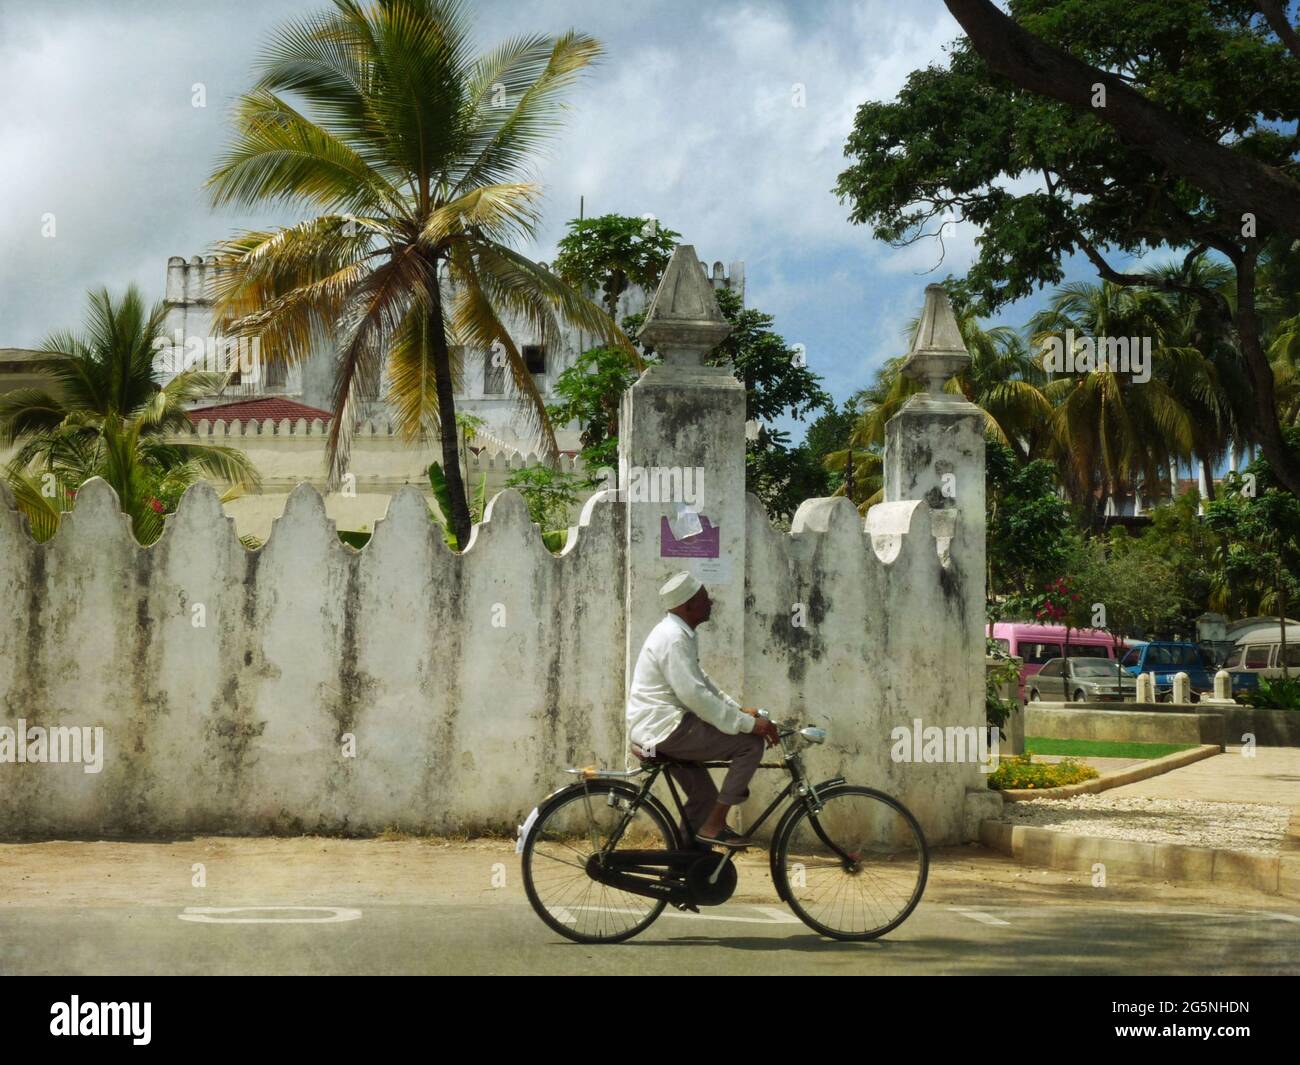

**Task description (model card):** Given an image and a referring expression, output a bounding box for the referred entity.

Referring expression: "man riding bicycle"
[626,571,780,849]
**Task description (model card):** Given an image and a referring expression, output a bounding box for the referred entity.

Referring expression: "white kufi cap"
[659,571,702,611]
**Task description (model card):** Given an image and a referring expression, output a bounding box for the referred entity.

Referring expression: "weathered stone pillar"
[620,246,747,721]
[885,285,993,836]
[884,284,985,556]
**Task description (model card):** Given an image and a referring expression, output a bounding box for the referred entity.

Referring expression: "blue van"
[1119,641,1256,701]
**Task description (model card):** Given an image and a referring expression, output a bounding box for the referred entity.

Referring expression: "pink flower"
[149,498,165,514]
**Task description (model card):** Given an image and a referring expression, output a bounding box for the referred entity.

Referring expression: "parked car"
[1223,625,1300,683]
[1027,657,1138,703]
[1117,641,1256,700]
[988,622,1125,702]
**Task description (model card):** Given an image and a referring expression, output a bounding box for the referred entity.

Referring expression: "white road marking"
[950,907,1010,926]
[179,906,362,924]
[753,906,804,924]
[548,904,801,926]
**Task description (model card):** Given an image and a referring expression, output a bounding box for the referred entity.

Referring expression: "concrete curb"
[979,817,1300,899]
[998,743,1221,802]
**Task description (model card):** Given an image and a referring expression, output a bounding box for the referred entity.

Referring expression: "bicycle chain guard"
[685,853,737,906]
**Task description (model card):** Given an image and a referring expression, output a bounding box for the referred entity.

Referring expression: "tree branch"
[943,0,1300,238]
[1255,0,1300,63]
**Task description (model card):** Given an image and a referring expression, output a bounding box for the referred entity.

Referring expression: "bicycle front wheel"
[521,780,680,944]
[774,785,928,941]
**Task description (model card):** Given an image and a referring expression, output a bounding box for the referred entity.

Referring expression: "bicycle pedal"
[673,902,701,914]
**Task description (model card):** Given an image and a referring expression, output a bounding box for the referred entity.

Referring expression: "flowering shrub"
[988,754,1099,790]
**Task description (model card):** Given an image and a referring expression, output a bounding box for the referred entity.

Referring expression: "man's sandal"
[695,827,755,849]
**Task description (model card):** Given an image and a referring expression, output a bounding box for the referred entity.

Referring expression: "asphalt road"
[2,897,1297,975]
[2,837,1296,975]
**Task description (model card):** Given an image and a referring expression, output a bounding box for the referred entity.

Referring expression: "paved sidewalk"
[1107,746,1300,807]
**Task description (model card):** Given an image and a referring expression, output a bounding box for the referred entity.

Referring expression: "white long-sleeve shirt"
[627,613,753,749]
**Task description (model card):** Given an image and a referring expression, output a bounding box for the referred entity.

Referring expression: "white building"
[160,252,743,537]
[161,253,744,454]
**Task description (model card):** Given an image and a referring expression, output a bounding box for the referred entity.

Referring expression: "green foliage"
[553,214,681,317]
[835,0,1300,315]
[428,462,487,551]
[708,289,830,423]
[987,753,1099,791]
[706,288,833,521]
[986,440,1078,603]
[1074,534,1188,641]
[804,402,860,471]
[1205,437,1300,624]
[1113,493,1219,631]
[545,342,646,474]
[0,285,260,545]
[504,464,582,548]
[1240,676,1300,711]
[552,285,834,522]
[986,638,1022,736]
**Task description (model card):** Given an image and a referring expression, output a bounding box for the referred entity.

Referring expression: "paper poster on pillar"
[659,513,733,584]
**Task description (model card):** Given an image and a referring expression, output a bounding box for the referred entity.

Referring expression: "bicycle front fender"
[768,777,846,901]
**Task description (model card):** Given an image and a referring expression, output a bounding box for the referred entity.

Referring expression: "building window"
[523,344,546,374]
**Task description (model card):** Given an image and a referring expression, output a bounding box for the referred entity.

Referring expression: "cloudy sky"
[0,0,1103,438]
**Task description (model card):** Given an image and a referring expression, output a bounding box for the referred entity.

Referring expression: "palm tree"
[1143,256,1248,501]
[206,0,632,547]
[1028,280,1200,522]
[0,286,259,543]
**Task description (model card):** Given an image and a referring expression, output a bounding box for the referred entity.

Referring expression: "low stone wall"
[1029,701,1300,748]
[1209,706,1300,748]
[1026,705,1224,746]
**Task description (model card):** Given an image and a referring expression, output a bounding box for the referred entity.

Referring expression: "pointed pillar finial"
[900,284,971,401]
[636,245,732,366]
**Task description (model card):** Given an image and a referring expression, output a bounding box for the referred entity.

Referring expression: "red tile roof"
[186,397,333,423]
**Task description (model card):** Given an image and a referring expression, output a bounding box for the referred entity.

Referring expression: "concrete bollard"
[1173,671,1191,703]
[1136,672,1153,703]
[1215,669,1232,701]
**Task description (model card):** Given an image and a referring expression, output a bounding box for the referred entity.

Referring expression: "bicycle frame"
[583,724,848,868]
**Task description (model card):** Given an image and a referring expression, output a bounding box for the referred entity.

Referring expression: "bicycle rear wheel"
[521,780,680,944]
[773,785,928,941]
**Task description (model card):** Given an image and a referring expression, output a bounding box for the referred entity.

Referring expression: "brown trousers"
[654,714,765,837]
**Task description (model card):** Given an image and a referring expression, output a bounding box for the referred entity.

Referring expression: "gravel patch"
[998,795,1291,854]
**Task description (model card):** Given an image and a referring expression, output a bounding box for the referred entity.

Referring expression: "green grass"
[1024,737,1196,760]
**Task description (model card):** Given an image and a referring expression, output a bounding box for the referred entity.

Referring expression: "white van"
[1223,624,1300,680]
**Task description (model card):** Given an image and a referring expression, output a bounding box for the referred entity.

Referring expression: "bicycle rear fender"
[768,777,846,901]
[530,779,684,851]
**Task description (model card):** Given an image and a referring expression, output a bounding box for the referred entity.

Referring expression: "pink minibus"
[987,622,1126,701]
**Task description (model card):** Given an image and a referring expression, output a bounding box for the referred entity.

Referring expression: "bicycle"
[518,711,928,943]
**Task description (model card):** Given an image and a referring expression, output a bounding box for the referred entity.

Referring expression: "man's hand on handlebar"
[752,717,780,748]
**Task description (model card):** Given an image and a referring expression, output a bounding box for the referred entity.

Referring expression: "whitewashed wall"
[0,479,626,837]
[0,475,986,842]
